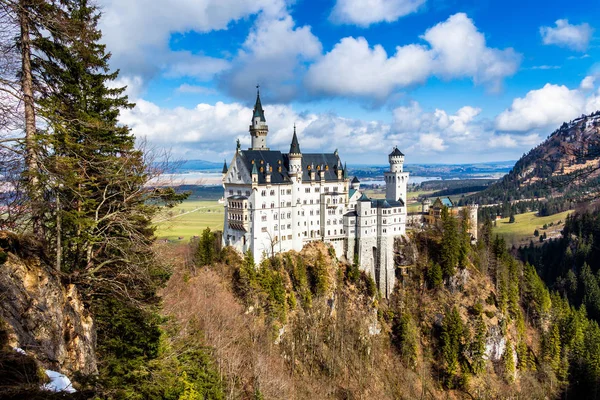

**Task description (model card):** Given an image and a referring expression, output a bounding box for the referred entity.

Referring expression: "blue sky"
[97,0,600,164]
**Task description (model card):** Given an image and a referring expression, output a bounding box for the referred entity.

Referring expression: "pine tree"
[441,306,463,388]
[504,339,516,382]
[441,207,459,278]
[458,208,471,269]
[31,0,186,297]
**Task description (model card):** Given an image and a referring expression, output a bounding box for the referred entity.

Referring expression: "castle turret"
[351,176,360,190]
[384,146,409,204]
[289,125,302,179]
[249,86,269,150]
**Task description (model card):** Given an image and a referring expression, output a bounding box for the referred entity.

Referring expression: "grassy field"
[493,210,572,247]
[154,200,224,241]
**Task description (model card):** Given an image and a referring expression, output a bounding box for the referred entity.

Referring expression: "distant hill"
[470,111,600,205]
[174,159,223,172]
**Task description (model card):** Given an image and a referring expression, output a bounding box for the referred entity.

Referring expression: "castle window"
[262,203,266,209]
[315,187,320,192]
[287,189,292,195]
[383,229,386,233]
[288,235,292,240]
[237,190,241,195]
[305,188,310,193]
[270,203,274,208]
[287,224,291,229]
[262,215,267,222]
[274,225,278,230]
[324,187,329,193]
[229,190,233,195]
[270,190,275,196]
[262,227,267,232]
[261,190,266,196]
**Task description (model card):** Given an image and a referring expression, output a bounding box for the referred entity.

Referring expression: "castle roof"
[252,89,266,122]
[290,126,301,154]
[389,147,404,157]
[351,176,360,184]
[222,160,228,173]
[358,193,371,202]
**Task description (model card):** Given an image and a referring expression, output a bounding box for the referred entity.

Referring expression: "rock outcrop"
[0,232,96,376]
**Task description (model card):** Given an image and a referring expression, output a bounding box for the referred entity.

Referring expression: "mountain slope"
[471,111,600,205]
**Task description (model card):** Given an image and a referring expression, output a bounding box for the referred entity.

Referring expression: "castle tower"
[351,176,360,190]
[250,86,269,150]
[289,125,302,179]
[384,147,409,204]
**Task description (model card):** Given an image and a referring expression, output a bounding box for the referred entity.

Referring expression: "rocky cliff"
[0,231,97,377]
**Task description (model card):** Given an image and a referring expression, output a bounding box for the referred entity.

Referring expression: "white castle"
[222,90,408,297]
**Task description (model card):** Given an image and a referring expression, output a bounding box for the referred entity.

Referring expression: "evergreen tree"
[458,208,471,269]
[441,306,463,388]
[504,339,515,382]
[426,262,443,289]
[440,207,459,278]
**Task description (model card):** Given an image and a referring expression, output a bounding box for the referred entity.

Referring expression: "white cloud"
[581,76,596,91]
[97,0,285,85]
[120,99,393,161]
[540,19,593,51]
[422,13,521,91]
[489,134,517,148]
[329,0,426,27]
[416,133,446,152]
[495,84,586,132]
[219,14,322,102]
[306,13,520,98]
[305,38,432,98]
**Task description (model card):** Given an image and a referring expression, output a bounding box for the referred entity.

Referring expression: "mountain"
[470,111,600,205]
[174,159,223,172]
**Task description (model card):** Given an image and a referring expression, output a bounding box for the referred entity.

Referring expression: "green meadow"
[154,200,224,241]
[493,210,572,247]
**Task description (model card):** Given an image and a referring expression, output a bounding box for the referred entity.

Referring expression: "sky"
[96,0,600,164]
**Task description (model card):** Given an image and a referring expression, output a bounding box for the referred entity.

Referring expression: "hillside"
[470,111,600,205]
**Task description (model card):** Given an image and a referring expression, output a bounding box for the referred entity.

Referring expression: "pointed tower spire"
[249,85,269,150]
[290,124,301,154]
[222,159,228,174]
[253,85,266,122]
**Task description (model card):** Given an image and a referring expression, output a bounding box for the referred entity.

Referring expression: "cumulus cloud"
[97,0,285,86]
[306,13,521,99]
[218,14,322,102]
[495,84,587,132]
[305,38,432,98]
[540,19,593,51]
[329,0,426,27]
[120,99,393,161]
[581,76,596,91]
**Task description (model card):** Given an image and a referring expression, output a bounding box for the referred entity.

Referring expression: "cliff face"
[0,232,97,376]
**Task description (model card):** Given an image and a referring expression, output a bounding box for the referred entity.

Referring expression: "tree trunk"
[18,0,42,235]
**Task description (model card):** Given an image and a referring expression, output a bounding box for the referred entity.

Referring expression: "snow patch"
[13,347,26,355]
[42,370,76,393]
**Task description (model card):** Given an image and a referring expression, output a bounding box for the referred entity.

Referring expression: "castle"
[222,90,408,297]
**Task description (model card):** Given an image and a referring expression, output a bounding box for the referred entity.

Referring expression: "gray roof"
[290,128,301,154]
[294,153,342,182]
[253,91,266,122]
[351,176,360,184]
[240,150,344,185]
[222,160,228,173]
[358,193,371,202]
[389,147,404,157]
[228,195,248,200]
[371,198,405,208]
[344,210,358,217]
[242,150,290,184]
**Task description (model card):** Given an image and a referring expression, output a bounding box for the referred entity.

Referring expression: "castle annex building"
[222,91,409,297]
